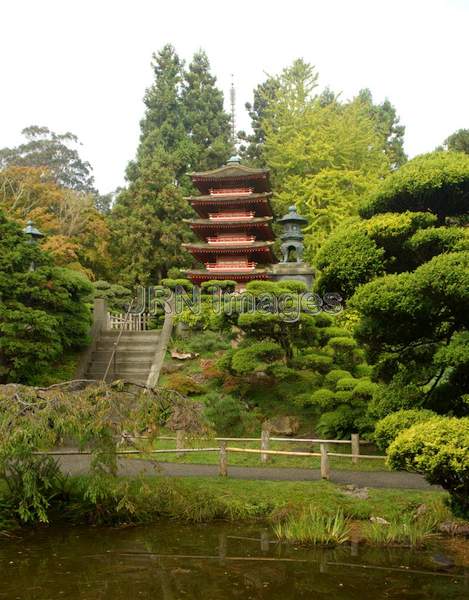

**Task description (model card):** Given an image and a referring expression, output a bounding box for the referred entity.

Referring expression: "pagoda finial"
[230,74,236,145]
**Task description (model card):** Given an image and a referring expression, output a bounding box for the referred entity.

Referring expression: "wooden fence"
[121,431,386,480]
[107,312,152,331]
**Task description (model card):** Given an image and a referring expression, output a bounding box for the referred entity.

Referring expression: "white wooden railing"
[107,312,152,331]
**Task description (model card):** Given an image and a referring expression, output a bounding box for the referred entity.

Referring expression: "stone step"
[100,330,160,339]
[92,350,156,361]
[96,342,159,351]
[90,359,153,370]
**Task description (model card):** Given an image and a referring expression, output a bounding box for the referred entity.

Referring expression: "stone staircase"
[85,330,161,385]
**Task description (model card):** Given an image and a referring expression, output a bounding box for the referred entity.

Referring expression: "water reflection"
[0,522,467,599]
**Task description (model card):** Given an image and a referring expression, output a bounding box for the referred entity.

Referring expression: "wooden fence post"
[176,430,185,457]
[219,441,228,477]
[320,443,330,480]
[351,433,360,464]
[261,426,270,463]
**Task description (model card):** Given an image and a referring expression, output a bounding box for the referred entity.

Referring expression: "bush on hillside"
[387,417,469,517]
[373,409,437,451]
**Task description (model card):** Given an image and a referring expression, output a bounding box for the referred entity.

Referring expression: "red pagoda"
[183,156,276,286]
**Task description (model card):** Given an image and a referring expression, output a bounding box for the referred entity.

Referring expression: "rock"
[431,553,455,568]
[161,363,184,374]
[342,485,369,500]
[171,350,199,360]
[415,503,428,517]
[370,516,390,525]
[439,521,469,536]
[264,416,300,436]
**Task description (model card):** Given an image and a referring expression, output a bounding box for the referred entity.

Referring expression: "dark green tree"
[0,210,92,384]
[356,89,407,169]
[0,126,95,193]
[111,45,233,285]
[181,50,232,178]
[442,128,469,154]
[238,75,281,166]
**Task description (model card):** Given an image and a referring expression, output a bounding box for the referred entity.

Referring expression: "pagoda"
[183,156,276,286]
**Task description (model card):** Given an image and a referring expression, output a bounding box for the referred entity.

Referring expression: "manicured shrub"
[230,341,284,375]
[203,393,254,436]
[387,417,469,517]
[316,405,355,439]
[406,227,468,266]
[336,377,358,391]
[315,226,385,299]
[300,353,334,373]
[309,388,336,409]
[161,278,194,291]
[164,373,205,395]
[373,409,436,451]
[200,280,237,293]
[324,370,352,389]
[351,379,379,400]
[359,151,469,221]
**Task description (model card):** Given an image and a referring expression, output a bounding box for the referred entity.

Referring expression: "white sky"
[2,0,468,194]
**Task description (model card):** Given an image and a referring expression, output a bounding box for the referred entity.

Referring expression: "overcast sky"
[2,0,468,194]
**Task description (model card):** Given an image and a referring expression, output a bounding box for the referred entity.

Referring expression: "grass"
[134,435,389,472]
[0,475,456,547]
[274,508,350,545]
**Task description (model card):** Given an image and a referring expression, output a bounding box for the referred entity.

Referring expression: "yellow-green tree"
[262,60,390,259]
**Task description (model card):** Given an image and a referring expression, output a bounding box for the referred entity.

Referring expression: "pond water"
[0,522,467,599]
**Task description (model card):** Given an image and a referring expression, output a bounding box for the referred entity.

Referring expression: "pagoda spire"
[230,75,236,145]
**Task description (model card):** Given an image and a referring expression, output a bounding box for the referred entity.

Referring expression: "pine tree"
[181,50,232,181]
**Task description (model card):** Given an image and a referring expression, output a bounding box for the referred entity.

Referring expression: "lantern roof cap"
[277,205,308,224]
[22,220,45,239]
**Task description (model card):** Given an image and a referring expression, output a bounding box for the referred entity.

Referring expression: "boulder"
[264,416,300,436]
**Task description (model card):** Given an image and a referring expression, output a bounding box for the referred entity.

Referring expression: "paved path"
[57,455,439,490]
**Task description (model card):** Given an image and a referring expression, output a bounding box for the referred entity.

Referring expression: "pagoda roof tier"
[182,241,275,264]
[190,163,270,195]
[184,217,274,241]
[189,194,273,218]
[185,269,272,284]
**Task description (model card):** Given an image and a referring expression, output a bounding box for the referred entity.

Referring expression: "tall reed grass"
[274,507,350,545]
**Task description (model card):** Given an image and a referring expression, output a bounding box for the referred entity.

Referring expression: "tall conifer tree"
[111,45,232,286]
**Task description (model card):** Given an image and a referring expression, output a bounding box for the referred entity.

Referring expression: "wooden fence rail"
[36,434,386,481]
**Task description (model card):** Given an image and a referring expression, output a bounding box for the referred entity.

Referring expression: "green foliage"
[230,341,284,375]
[351,251,469,413]
[161,278,194,291]
[0,125,95,194]
[406,227,468,266]
[387,417,469,516]
[443,128,469,155]
[260,59,390,257]
[360,151,469,222]
[164,373,204,395]
[309,388,335,409]
[93,280,132,313]
[274,508,349,545]
[0,211,93,383]
[336,377,359,391]
[298,352,333,373]
[374,409,437,451]
[110,45,232,285]
[324,370,353,389]
[0,382,205,524]
[317,405,355,438]
[200,279,237,292]
[315,225,385,298]
[203,393,255,436]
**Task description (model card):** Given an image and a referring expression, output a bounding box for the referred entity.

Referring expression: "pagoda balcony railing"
[208,211,255,220]
[205,261,257,271]
[209,187,253,196]
[207,236,256,244]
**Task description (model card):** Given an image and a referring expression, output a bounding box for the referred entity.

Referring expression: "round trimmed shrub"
[387,417,469,516]
[309,388,335,409]
[324,369,352,389]
[374,409,436,450]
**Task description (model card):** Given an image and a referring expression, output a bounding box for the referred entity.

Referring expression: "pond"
[0,522,467,599]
